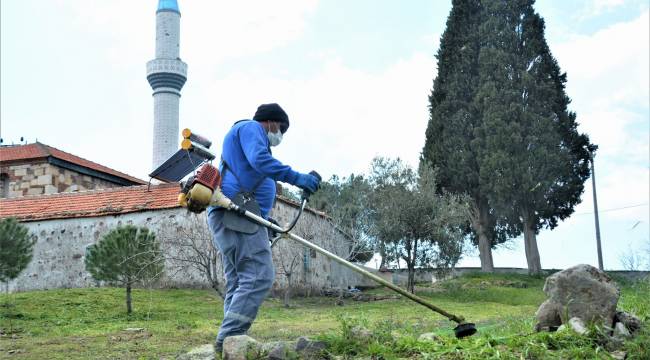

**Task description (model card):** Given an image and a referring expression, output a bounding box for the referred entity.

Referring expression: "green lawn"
[1,273,648,359]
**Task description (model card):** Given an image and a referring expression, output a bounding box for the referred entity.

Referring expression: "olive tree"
[368,157,469,293]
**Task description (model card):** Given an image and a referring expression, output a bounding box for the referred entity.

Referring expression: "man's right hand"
[295,172,321,193]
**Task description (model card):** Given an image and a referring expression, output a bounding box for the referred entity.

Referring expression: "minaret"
[147,0,187,170]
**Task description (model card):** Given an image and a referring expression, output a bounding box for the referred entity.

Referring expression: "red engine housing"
[194,164,221,191]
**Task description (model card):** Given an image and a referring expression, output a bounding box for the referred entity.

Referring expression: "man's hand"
[295,172,321,194]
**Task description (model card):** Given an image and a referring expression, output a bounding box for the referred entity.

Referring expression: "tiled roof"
[0,184,328,223]
[0,142,146,185]
[0,184,181,222]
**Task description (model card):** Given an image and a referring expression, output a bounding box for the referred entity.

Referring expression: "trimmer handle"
[301,170,322,201]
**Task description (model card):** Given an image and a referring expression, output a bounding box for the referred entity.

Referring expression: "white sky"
[1,0,648,270]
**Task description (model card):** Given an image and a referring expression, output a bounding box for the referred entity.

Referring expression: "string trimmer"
[178,162,477,338]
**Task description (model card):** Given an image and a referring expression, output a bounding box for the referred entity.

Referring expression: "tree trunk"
[283,274,292,308]
[210,279,225,299]
[126,284,133,314]
[470,199,494,272]
[407,264,415,294]
[378,242,387,268]
[522,216,542,275]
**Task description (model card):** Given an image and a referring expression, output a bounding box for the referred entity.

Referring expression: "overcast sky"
[1,0,648,270]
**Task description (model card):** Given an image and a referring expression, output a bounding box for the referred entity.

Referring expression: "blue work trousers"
[207,210,275,345]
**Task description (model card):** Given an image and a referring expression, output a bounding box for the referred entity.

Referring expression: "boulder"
[542,264,619,326]
[223,335,260,360]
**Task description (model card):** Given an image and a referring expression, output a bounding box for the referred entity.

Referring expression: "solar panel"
[149,148,213,183]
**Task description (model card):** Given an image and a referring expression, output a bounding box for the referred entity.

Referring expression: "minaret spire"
[147,0,187,170]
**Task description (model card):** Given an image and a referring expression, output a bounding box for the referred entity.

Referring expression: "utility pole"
[590,150,603,270]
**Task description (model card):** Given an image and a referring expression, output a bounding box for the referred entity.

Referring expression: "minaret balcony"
[146,59,187,91]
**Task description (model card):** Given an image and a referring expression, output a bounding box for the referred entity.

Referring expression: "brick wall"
[0,162,121,198]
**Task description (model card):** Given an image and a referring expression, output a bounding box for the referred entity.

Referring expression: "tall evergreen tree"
[85,225,164,314]
[422,0,515,272]
[0,218,35,288]
[475,0,592,274]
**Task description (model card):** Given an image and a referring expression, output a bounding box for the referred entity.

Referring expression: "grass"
[0,273,647,359]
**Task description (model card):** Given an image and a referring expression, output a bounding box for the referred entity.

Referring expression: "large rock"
[223,335,261,360]
[538,264,619,327]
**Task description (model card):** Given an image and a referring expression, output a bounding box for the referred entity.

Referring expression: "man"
[207,103,320,354]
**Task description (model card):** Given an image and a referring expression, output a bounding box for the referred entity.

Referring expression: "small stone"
[260,341,294,360]
[534,299,562,331]
[350,326,373,343]
[568,317,587,335]
[124,328,144,332]
[614,311,642,334]
[223,335,260,360]
[609,350,627,360]
[177,344,214,360]
[556,324,567,332]
[418,333,441,342]
[613,322,631,339]
[295,337,327,358]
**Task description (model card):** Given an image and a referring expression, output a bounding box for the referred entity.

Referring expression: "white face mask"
[267,128,283,147]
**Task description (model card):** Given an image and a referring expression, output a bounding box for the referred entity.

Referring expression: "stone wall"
[0,162,121,198]
[385,267,650,286]
[8,201,374,293]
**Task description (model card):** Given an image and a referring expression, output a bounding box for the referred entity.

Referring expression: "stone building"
[0,183,373,293]
[0,142,146,198]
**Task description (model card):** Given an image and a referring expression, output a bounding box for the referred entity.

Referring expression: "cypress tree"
[0,218,35,287]
[85,225,164,314]
[422,0,515,272]
[475,0,592,274]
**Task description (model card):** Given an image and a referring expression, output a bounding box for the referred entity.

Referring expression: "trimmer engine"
[178,163,221,213]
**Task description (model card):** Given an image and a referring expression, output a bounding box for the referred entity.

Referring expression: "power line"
[574,203,649,216]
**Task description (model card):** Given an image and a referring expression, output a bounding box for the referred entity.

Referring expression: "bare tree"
[273,237,302,307]
[309,175,375,264]
[161,213,224,298]
[620,244,643,271]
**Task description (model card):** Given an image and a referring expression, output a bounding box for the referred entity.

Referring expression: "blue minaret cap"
[157,0,180,14]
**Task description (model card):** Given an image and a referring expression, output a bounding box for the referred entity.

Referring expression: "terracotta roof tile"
[0,184,329,222]
[0,184,180,222]
[0,142,146,185]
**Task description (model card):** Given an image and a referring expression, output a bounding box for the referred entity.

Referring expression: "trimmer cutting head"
[454,323,477,338]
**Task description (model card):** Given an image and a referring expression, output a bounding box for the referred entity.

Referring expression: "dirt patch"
[108,330,152,343]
